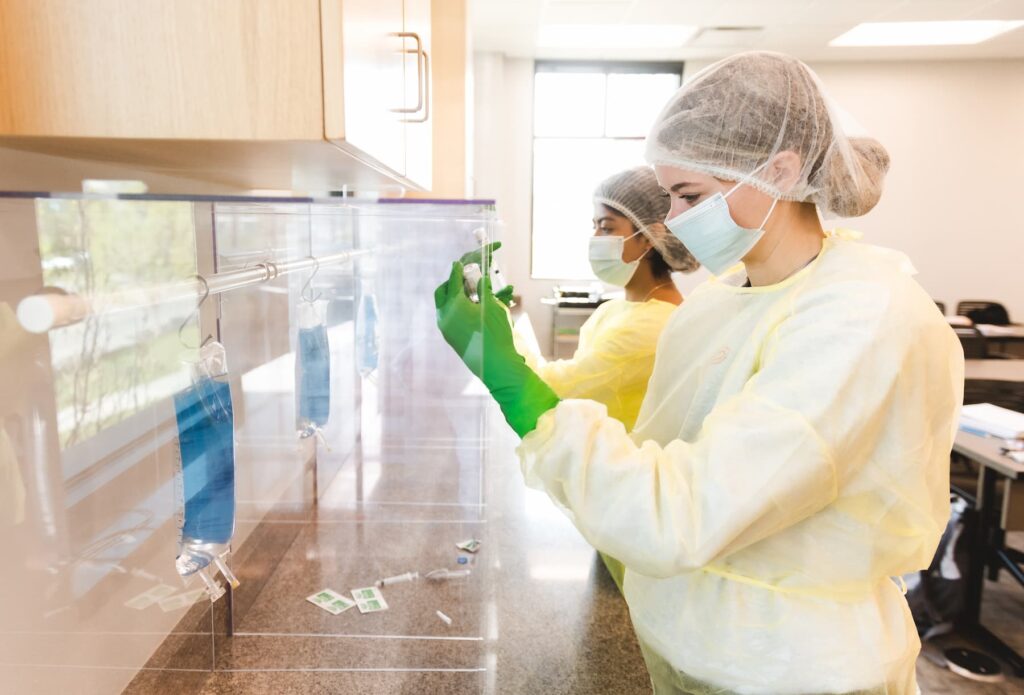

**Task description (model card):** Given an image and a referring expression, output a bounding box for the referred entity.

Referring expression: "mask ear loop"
[720,157,780,233]
[725,160,785,272]
[759,197,780,230]
[722,158,774,200]
[623,229,651,264]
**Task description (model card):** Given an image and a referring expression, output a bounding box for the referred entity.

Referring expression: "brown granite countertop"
[126,410,651,694]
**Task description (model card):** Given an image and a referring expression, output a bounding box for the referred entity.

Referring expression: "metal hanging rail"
[17,248,372,334]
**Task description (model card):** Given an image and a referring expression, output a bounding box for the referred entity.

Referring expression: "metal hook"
[301,256,322,303]
[179,274,214,350]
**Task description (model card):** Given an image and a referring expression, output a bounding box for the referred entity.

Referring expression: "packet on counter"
[455,539,481,553]
[351,586,389,613]
[307,588,356,615]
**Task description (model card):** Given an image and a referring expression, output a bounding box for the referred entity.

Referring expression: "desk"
[976,325,1024,341]
[541,298,599,360]
[965,359,1024,383]
[977,325,1024,358]
[953,431,1024,675]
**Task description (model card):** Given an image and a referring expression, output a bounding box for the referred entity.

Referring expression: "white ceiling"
[470,0,1024,62]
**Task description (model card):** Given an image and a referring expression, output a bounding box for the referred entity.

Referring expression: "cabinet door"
[0,0,324,140]
[322,0,406,178]
[402,0,433,190]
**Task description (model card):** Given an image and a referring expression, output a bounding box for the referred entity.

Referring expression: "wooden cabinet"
[0,0,433,192]
[322,0,405,177]
[0,0,325,140]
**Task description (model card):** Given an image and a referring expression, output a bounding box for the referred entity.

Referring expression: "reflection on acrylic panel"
[0,194,498,693]
[0,197,208,693]
[35,199,199,448]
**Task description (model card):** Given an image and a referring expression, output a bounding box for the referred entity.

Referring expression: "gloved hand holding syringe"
[460,227,514,307]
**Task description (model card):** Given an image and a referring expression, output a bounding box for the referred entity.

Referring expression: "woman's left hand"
[434,262,559,437]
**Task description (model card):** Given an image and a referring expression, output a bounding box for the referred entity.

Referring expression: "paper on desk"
[960,403,1024,440]
[976,324,1022,338]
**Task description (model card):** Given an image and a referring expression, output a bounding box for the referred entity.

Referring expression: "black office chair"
[957,300,1011,326]
[955,326,989,359]
[935,300,946,315]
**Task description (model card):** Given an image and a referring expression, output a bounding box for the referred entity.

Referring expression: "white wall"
[809,59,1024,321]
[473,54,1024,353]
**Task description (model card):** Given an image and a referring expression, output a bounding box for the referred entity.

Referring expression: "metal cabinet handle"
[402,50,430,123]
[389,32,423,114]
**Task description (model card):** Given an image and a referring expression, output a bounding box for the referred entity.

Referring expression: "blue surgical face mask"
[588,230,649,287]
[665,178,778,276]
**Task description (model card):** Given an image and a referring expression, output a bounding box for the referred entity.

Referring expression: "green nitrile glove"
[458,240,501,271]
[434,261,559,437]
[459,241,514,308]
[494,284,515,309]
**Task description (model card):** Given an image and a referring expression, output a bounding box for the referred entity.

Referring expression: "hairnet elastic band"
[644,157,817,204]
[593,196,653,241]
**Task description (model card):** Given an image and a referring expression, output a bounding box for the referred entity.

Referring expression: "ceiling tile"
[471,0,1024,60]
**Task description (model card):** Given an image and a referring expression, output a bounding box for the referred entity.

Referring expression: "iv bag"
[355,292,379,378]
[296,300,331,438]
[173,340,238,599]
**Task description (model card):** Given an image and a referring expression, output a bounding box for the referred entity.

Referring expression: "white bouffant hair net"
[645,51,890,218]
[593,166,699,273]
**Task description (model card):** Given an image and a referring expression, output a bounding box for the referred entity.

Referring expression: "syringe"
[425,568,472,582]
[463,227,507,302]
[474,227,507,294]
[376,571,420,587]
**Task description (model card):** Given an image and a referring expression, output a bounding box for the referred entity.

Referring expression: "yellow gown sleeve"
[517,281,963,578]
[515,303,669,428]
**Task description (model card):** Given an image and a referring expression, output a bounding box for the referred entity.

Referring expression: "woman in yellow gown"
[516,166,698,589]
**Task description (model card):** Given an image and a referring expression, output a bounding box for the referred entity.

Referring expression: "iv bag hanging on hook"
[355,289,379,378]
[296,299,331,438]
[173,339,239,599]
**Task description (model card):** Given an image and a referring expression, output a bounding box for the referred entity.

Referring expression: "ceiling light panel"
[830,20,1024,46]
[537,24,699,48]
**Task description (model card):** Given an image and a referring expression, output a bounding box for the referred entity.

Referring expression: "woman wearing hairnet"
[514,166,698,589]
[519,166,698,432]
[435,51,963,694]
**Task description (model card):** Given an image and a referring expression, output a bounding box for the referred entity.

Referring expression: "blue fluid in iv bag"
[355,293,379,377]
[174,375,236,578]
[297,324,331,433]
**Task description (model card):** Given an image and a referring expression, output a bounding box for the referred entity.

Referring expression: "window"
[36,199,198,448]
[531,62,682,280]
